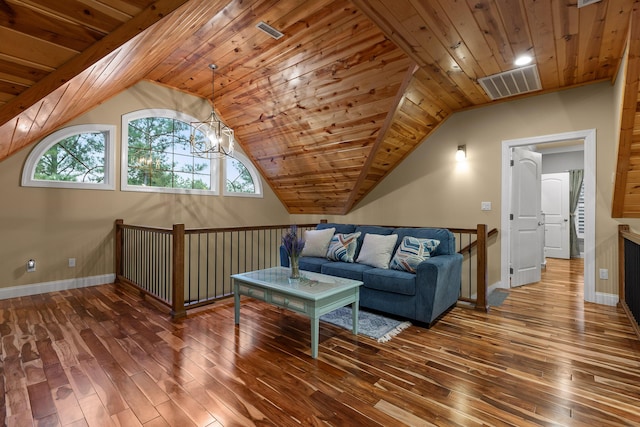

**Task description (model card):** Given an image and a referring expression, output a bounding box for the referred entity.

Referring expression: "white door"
[542,172,570,259]
[510,147,543,287]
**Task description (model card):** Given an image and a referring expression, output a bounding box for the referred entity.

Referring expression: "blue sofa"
[280,223,463,326]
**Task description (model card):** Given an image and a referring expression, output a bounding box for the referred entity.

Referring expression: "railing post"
[476,224,489,312]
[172,223,186,319]
[619,224,630,307]
[114,219,124,284]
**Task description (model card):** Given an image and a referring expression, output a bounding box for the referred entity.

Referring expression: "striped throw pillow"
[326,232,361,263]
[390,236,440,273]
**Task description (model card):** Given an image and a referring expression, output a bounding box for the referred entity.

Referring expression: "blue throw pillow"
[390,236,440,273]
[326,232,361,262]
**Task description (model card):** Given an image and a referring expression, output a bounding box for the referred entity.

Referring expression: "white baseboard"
[475,283,619,307]
[470,281,503,299]
[0,274,115,300]
[595,292,618,306]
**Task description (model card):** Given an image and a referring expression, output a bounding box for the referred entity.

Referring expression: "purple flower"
[282,225,305,257]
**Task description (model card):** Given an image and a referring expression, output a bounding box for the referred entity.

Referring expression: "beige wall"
[0,81,289,289]
[293,81,640,298]
[4,78,640,299]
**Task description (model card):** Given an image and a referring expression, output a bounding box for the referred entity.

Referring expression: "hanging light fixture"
[190,64,234,158]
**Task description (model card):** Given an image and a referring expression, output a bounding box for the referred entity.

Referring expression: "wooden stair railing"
[115,220,496,318]
[618,224,640,340]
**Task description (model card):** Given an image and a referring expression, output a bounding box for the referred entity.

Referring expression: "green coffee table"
[231,267,363,358]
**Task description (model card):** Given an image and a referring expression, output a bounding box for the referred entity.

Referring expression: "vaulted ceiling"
[0,0,638,215]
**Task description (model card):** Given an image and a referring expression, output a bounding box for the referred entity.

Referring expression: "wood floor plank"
[3,258,640,425]
[26,380,56,420]
[53,383,85,425]
[78,393,116,427]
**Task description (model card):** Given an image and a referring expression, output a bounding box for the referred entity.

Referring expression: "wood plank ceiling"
[0,0,636,215]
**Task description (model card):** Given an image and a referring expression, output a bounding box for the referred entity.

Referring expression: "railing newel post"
[172,223,186,319]
[619,224,630,307]
[115,219,124,284]
[476,224,489,312]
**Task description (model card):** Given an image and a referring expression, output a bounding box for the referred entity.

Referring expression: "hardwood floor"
[2,258,640,426]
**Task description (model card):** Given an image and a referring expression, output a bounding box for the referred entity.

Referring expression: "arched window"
[223,151,262,197]
[121,109,219,194]
[22,124,116,190]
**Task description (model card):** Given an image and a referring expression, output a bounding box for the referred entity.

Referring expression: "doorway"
[500,129,596,302]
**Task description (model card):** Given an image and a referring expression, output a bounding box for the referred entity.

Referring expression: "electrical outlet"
[69,258,76,268]
[599,268,609,280]
[26,259,36,272]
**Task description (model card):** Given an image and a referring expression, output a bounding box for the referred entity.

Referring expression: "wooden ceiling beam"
[342,62,418,214]
[0,0,191,128]
[612,4,640,218]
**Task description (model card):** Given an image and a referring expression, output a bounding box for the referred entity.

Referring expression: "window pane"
[34,132,106,183]
[226,158,255,193]
[126,115,213,191]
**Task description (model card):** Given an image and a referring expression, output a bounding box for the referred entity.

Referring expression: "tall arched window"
[22,124,116,190]
[223,151,262,197]
[121,109,219,194]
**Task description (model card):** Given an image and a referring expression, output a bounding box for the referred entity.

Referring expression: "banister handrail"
[459,228,498,254]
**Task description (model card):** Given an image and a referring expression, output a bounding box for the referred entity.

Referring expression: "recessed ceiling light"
[514,55,533,67]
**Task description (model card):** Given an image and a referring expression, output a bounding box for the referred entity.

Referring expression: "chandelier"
[189,64,234,158]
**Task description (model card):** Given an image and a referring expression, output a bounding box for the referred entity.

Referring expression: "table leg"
[352,301,359,335]
[311,315,319,358]
[234,281,240,325]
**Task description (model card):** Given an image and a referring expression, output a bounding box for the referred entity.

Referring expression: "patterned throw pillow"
[326,232,361,262]
[390,236,440,273]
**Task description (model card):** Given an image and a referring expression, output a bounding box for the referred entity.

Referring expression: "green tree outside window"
[35,132,106,182]
[226,158,255,193]
[127,116,211,190]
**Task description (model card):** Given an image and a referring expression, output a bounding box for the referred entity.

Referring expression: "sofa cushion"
[301,227,335,257]
[393,227,455,256]
[326,232,361,262]
[317,223,356,234]
[299,256,332,273]
[356,233,398,269]
[321,261,374,281]
[363,269,416,296]
[390,236,440,273]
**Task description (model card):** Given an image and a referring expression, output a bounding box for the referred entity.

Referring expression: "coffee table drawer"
[238,284,266,301]
[270,293,307,313]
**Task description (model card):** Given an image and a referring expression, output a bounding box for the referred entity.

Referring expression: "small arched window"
[22,124,116,190]
[223,151,262,197]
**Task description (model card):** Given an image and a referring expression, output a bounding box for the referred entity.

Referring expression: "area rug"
[320,306,411,342]
[488,289,509,307]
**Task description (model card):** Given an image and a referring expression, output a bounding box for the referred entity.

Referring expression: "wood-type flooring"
[2,258,640,426]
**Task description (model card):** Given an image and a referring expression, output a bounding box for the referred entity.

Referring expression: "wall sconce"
[456,145,466,161]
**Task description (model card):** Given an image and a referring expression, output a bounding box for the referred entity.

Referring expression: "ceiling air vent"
[256,21,284,40]
[478,64,542,100]
[578,0,602,7]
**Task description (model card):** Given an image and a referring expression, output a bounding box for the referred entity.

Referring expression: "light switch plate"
[599,268,608,280]
[481,201,492,211]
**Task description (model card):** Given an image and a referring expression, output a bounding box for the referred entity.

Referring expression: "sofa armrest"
[280,245,290,267]
[414,253,463,324]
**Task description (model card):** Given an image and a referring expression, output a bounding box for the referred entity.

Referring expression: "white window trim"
[223,151,263,198]
[22,124,116,190]
[121,109,220,195]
